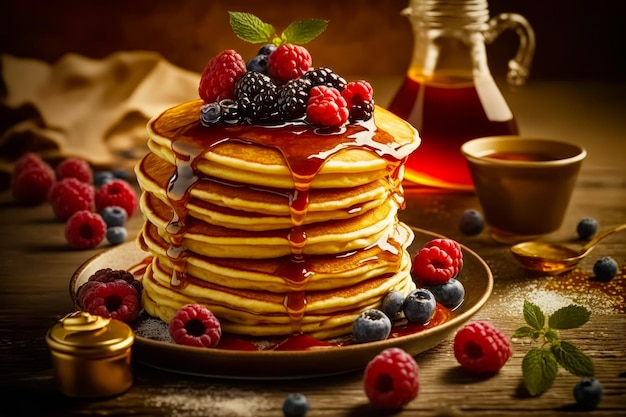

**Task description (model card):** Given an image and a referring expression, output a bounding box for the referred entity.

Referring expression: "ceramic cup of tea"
[461,136,586,244]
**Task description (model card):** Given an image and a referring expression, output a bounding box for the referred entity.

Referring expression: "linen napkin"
[0,51,200,188]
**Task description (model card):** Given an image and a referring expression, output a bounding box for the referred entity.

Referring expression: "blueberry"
[101,206,128,227]
[353,309,392,343]
[426,278,465,308]
[219,99,241,124]
[247,54,269,74]
[577,217,598,240]
[573,377,603,410]
[112,169,129,181]
[380,290,405,319]
[459,209,484,235]
[106,226,128,245]
[282,393,309,417]
[593,256,618,281]
[200,102,221,125]
[403,288,436,324]
[258,43,277,56]
[94,171,115,188]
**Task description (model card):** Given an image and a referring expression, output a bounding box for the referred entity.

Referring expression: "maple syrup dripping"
[154,108,415,333]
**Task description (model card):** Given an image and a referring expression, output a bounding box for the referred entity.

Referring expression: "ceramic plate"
[70,227,493,379]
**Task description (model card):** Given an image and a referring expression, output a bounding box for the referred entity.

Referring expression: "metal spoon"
[510,223,626,274]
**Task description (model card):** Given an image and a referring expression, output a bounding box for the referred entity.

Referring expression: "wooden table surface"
[1,79,625,416]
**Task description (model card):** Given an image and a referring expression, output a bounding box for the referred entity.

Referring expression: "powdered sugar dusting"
[144,388,271,417]
[485,264,625,317]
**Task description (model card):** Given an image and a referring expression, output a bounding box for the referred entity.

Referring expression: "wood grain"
[1,80,625,416]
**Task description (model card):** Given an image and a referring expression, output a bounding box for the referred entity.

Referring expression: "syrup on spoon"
[510,223,626,274]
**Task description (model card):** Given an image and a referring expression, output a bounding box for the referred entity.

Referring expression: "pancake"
[135,91,421,339]
[140,191,400,258]
[146,100,418,189]
[139,218,415,293]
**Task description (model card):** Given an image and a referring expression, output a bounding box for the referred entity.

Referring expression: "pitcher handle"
[484,13,536,86]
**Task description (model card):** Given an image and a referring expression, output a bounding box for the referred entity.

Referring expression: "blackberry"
[349,100,374,122]
[200,102,221,125]
[234,72,278,123]
[303,67,346,91]
[219,99,242,124]
[235,71,275,100]
[277,77,312,120]
[249,92,280,123]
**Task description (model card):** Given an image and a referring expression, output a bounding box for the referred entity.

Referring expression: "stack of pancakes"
[135,99,420,339]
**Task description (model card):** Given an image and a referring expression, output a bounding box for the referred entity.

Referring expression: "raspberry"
[412,246,457,285]
[83,267,142,293]
[11,165,56,205]
[169,304,222,348]
[306,86,349,127]
[13,152,52,176]
[48,177,95,221]
[341,80,373,107]
[425,238,463,271]
[95,179,138,217]
[363,347,419,410]
[198,50,246,103]
[56,157,93,184]
[268,44,312,85]
[453,321,512,374]
[81,280,140,322]
[64,210,106,249]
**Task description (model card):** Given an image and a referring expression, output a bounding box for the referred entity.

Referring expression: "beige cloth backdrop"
[0,51,200,187]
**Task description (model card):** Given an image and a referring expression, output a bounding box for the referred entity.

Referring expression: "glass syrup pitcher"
[388,0,535,190]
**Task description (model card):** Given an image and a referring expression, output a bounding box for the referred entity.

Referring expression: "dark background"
[1,0,624,81]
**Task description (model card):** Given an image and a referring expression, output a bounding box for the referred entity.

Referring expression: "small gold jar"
[46,311,135,398]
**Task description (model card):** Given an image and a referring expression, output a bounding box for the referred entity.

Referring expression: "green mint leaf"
[523,300,545,330]
[548,304,591,329]
[544,328,560,343]
[551,341,595,377]
[229,11,276,44]
[513,326,537,339]
[522,348,558,396]
[281,18,329,45]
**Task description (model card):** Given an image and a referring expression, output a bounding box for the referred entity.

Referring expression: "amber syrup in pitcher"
[390,0,535,190]
[388,72,518,190]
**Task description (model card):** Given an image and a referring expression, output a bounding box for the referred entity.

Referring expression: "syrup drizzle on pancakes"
[155,111,415,334]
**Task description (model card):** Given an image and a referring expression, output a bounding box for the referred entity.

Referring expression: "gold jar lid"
[46,311,134,357]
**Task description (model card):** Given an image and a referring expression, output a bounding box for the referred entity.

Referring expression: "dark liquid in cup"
[485,152,556,162]
[388,74,518,189]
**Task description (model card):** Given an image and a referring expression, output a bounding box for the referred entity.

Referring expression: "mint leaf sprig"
[228,11,328,46]
[513,300,594,396]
